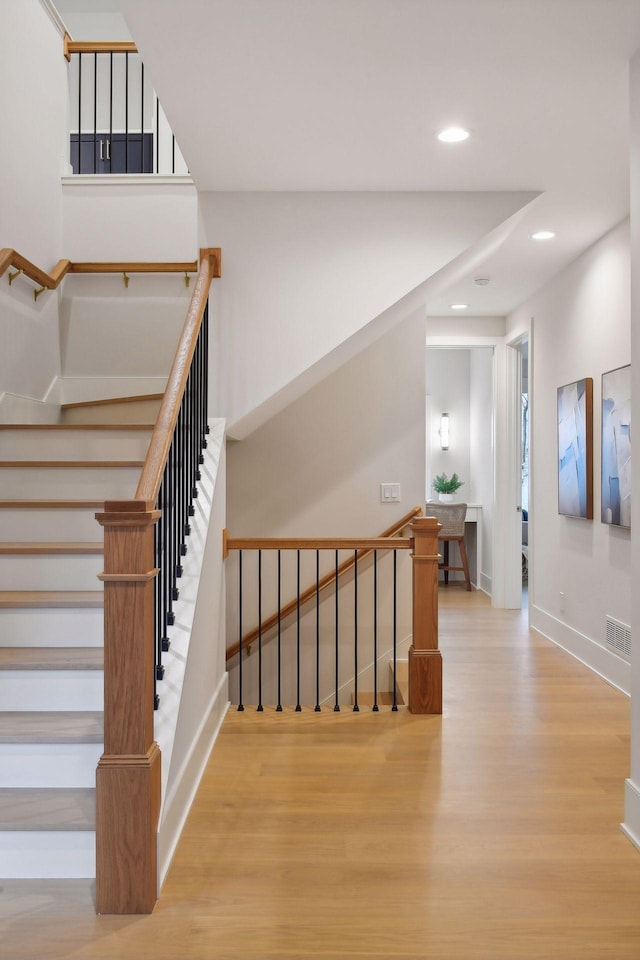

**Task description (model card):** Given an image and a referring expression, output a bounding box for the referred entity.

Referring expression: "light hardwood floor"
[2,589,640,959]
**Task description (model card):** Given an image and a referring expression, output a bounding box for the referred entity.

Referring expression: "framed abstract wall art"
[601,364,631,528]
[557,377,593,519]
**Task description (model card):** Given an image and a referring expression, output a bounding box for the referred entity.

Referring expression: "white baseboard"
[622,779,640,853]
[157,677,229,888]
[530,603,631,695]
[0,381,61,423]
[478,572,492,596]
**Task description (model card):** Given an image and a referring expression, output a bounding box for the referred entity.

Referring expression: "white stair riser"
[0,609,103,647]
[0,509,102,542]
[0,831,95,878]
[0,743,102,787]
[0,430,151,460]
[0,556,103,591]
[0,466,140,498]
[0,671,103,711]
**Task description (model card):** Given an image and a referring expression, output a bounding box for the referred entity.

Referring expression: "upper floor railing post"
[408,516,443,713]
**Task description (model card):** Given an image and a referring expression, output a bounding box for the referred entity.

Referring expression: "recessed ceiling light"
[437,127,470,143]
[473,277,490,286]
[450,303,469,310]
[530,231,556,241]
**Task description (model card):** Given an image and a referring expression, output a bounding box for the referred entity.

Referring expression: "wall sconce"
[440,412,450,450]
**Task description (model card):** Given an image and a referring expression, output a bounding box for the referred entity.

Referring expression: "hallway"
[2,589,640,959]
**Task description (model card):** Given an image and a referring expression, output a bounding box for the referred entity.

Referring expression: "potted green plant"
[432,471,464,502]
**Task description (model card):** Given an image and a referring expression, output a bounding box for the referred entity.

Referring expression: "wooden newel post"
[95,500,161,914]
[408,516,443,714]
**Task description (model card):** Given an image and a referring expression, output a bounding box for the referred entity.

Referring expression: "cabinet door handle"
[99,139,104,160]
[106,139,110,160]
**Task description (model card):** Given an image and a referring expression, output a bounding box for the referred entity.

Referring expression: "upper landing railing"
[63,36,187,175]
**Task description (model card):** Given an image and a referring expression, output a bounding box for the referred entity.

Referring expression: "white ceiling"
[83,0,640,316]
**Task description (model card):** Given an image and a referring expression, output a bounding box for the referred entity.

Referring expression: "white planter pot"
[438,493,455,502]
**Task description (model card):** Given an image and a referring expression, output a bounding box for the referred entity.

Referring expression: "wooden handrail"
[1,249,201,300]
[135,248,221,506]
[69,262,197,274]
[64,35,137,61]
[224,505,423,662]
[0,248,71,291]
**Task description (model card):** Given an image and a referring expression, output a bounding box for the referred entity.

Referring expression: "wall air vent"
[605,615,631,660]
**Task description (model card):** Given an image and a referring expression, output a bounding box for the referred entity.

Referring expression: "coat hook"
[184,272,190,288]
[34,286,46,301]
[8,269,22,286]
[123,272,129,288]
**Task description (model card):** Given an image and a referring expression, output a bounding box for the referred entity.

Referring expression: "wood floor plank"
[1,591,639,958]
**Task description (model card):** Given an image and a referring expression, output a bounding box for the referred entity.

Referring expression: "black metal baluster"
[155,95,160,174]
[203,304,210,439]
[153,510,160,710]
[257,550,263,712]
[178,406,187,563]
[172,134,176,174]
[392,550,398,712]
[276,550,282,711]
[237,550,244,711]
[315,550,320,712]
[295,550,301,711]
[93,52,97,173]
[125,52,129,173]
[353,550,359,712]
[109,52,113,173]
[334,550,340,712]
[77,53,82,173]
[173,432,182,585]
[141,61,144,172]
[373,550,378,712]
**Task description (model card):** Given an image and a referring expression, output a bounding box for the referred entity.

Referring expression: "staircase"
[0,398,157,877]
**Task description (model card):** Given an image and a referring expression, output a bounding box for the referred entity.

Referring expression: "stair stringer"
[154,419,229,888]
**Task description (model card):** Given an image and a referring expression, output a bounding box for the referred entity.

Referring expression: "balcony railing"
[64,38,187,175]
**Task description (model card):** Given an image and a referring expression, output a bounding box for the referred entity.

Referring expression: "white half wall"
[507,219,631,693]
[62,178,198,262]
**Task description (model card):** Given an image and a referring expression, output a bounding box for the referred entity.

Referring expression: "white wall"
[469,348,494,590]
[507,219,631,693]
[225,311,426,706]
[426,349,471,497]
[201,191,534,432]
[0,1,68,419]
[625,48,640,853]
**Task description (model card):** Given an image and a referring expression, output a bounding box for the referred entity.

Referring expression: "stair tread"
[0,423,154,431]
[0,648,103,670]
[0,787,95,830]
[0,542,103,555]
[0,711,103,743]
[353,691,397,706]
[0,500,104,509]
[61,393,163,410]
[0,591,103,609]
[0,461,144,468]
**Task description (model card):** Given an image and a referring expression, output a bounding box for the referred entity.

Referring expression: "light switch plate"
[380,483,401,503]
